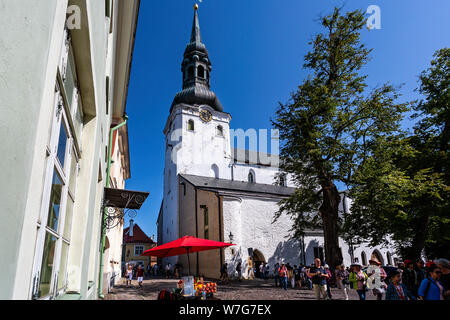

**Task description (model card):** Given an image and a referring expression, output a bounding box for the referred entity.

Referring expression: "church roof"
[232,148,279,167]
[179,174,296,197]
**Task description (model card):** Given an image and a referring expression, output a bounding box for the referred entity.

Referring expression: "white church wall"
[223,195,302,279]
[232,163,296,188]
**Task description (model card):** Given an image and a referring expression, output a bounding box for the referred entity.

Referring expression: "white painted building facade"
[0,0,140,299]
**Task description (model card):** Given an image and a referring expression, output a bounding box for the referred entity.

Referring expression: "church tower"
[161,5,232,248]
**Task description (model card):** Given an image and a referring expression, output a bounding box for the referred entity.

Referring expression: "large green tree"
[272,7,408,267]
[344,48,450,260]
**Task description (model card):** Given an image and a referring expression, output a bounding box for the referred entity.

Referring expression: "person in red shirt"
[136,265,145,288]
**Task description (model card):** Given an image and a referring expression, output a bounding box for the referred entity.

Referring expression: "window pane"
[38,232,57,298]
[63,195,74,239]
[56,122,68,169]
[64,57,75,110]
[57,242,69,290]
[47,171,63,231]
[68,152,78,195]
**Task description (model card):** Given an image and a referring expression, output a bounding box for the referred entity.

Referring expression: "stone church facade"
[157,7,398,279]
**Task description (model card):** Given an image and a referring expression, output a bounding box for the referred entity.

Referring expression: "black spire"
[171,5,223,112]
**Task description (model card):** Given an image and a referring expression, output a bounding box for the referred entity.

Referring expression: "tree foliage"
[272,7,408,267]
[345,48,450,260]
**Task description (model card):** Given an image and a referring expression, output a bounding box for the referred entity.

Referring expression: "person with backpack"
[278,262,288,290]
[386,270,416,300]
[349,263,369,300]
[418,265,445,300]
[307,258,328,300]
[335,264,350,300]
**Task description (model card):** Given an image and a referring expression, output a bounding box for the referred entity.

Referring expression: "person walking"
[304,265,313,290]
[335,264,349,300]
[402,259,419,296]
[386,270,416,300]
[288,264,295,288]
[136,265,145,288]
[125,263,133,287]
[279,262,288,290]
[247,257,254,280]
[368,258,387,300]
[274,263,280,287]
[349,263,369,300]
[324,265,333,299]
[415,259,426,287]
[435,258,450,299]
[307,258,328,300]
[265,264,270,280]
[165,263,171,279]
[294,265,302,289]
[236,262,242,282]
[220,263,229,283]
[418,265,445,300]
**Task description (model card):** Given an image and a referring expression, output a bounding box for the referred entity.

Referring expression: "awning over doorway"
[103,187,149,210]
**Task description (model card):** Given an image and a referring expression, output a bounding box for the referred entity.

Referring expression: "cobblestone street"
[105,277,376,300]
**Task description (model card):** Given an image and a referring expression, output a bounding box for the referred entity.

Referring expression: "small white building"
[157,7,398,279]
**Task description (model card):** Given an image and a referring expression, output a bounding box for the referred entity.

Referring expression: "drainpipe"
[98,115,128,299]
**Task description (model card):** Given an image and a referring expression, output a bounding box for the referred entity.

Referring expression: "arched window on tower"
[248,170,255,184]
[188,66,194,79]
[216,125,223,137]
[198,65,205,78]
[187,119,195,131]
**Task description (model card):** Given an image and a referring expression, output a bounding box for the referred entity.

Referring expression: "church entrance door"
[253,249,266,279]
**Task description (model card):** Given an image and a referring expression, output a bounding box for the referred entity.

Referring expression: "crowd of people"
[123,257,449,300]
[227,257,449,300]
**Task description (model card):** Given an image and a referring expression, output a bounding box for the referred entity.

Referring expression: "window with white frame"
[31,26,82,300]
[135,245,144,256]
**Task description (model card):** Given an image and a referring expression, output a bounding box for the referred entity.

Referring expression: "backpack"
[158,290,174,301]
[422,278,432,300]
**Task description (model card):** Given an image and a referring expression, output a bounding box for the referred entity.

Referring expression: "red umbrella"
[141,236,234,275]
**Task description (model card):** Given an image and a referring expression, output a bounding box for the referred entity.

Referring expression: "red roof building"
[122,223,156,267]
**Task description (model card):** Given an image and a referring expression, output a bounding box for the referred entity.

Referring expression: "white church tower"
[160,5,232,256]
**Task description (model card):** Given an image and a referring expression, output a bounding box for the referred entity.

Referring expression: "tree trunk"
[409,215,430,261]
[320,181,343,268]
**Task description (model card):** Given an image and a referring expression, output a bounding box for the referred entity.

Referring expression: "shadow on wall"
[267,239,302,266]
[305,239,320,265]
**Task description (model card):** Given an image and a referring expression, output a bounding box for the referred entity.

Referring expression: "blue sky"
[124,0,450,238]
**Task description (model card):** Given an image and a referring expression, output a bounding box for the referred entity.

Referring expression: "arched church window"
[187,119,194,131]
[216,125,223,137]
[198,65,205,78]
[248,170,255,184]
[386,252,392,266]
[188,66,194,79]
[361,251,367,266]
[211,164,219,179]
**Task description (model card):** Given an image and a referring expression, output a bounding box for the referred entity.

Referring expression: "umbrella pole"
[186,248,191,276]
